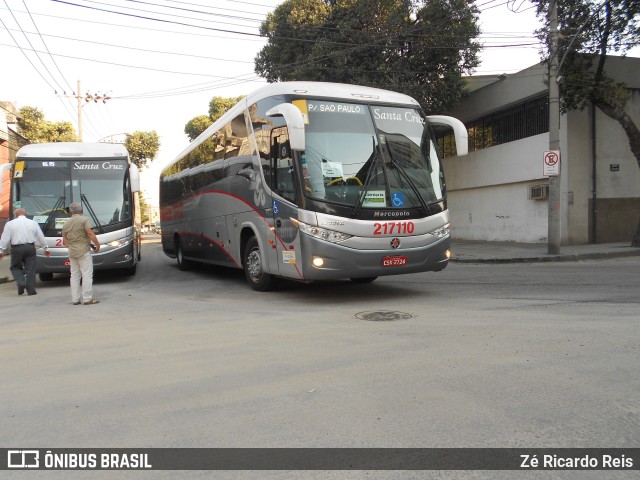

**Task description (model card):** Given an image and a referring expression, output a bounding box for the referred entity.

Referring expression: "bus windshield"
[299,100,444,210]
[13,158,131,234]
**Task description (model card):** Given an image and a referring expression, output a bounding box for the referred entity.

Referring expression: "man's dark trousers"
[10,244,37,295]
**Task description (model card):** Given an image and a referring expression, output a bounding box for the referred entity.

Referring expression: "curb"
[450,249,640,264]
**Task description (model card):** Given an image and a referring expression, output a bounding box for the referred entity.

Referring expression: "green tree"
[533,0,640,246]
[209,96,243,121]
[254,0,481,113]
[184,96,243,142]
[125,131,160,169]
[184,115,212,142]
[18,106,77,143]
[138,193,150,225]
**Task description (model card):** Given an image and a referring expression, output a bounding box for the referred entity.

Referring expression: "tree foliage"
[254,0,481,113]
[17,106,77,143]
[125,131,160,169]
[138,192,150,225]
[533,0,640,245]
[183,96,243,142]
[184,115,212,142]
[209,96,243,121]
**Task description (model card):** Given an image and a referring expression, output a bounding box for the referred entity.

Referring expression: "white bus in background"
[160,82,468,291]
[1,142,142,280]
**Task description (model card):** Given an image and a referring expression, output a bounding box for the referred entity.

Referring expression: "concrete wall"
[592,89,640,243]
[444,57,640,245]
[444,134,550,242]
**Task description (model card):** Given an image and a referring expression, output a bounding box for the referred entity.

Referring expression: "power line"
[21,0,74,94]
[3,27,255,64]
[2,0,66,93]
[0,13,79,126]
[49,0,264,38]
[120,0,266,23]
[46,0,536,47]
[0,42,258,78]
[0,0,546,132]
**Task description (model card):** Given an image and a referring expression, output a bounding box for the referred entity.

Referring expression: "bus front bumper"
[36,243,135,274]
[296,234,451,281]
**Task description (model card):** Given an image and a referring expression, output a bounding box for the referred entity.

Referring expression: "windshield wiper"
[353,137,384,217]
[81,193,105,234]
[43,196,66,232]
[383,142,431,216]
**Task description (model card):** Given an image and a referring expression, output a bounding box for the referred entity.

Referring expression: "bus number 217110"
[373,221,415,236]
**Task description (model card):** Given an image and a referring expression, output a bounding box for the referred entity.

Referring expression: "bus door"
[268,127,303,280]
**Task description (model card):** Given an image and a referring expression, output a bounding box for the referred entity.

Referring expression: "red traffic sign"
[543,150,560,176]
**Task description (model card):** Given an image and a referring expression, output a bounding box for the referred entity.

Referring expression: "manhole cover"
[355,310,414,321]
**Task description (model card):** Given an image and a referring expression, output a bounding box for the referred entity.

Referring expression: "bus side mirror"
[427,115,469,156]
[129,163,140,192]
[0,163,12,194]
[266,103,306,152]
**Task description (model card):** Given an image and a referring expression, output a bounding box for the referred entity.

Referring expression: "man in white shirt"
[0,208,50,296]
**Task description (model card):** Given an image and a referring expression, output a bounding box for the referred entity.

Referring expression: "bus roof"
[16,142,129,159]
[243,82,420,108]
[168,81,421,169]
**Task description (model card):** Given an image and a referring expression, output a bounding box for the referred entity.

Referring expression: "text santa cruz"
[73,162,125,170]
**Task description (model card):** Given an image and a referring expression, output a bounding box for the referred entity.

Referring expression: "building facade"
[441,56,640,244]
[0,103,29,233]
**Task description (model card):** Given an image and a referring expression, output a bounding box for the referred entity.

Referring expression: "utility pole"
[547,0,561,254]
[58,79,111,142]
[77,79,83,142]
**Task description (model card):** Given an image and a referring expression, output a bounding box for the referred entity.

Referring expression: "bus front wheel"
[243,236,276,291]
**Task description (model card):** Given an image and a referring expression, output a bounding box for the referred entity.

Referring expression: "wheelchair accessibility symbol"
[392,192,405,208]
[273,200,279,215]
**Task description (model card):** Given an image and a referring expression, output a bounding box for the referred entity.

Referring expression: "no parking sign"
[543,150,560,176]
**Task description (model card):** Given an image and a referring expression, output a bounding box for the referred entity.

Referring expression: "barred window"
[436,95,549,158]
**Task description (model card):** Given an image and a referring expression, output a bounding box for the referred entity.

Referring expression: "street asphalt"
[2,238,639,285]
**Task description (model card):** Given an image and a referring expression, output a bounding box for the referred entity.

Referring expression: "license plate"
[382,255,407,267]
[64,259,71,267]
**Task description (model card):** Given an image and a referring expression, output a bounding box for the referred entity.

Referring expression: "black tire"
[39,272,54,282]
[176,237,191,271]
[124,264,137,276]
[243,236,276,291]
[350,276,378,284]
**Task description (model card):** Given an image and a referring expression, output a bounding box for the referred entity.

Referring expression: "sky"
[0,0,546,203]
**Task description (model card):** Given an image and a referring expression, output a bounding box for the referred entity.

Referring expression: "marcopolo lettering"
[373,211,411,218]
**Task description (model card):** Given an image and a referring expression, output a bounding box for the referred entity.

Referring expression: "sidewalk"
[2,240,640,284]
[450,240,640,263]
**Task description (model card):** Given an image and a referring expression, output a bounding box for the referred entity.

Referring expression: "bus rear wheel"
[176,237,191,271]
[243,236,276,291]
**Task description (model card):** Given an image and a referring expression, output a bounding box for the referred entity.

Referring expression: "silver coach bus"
[2,142,141,280]
[160,82,468,290]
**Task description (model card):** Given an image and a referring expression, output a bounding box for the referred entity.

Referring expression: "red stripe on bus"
[165,190,304,279]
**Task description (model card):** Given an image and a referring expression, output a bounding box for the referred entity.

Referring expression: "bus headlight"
[429,223,450,239]
[107,239,131,248]
[292,219,352,244]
